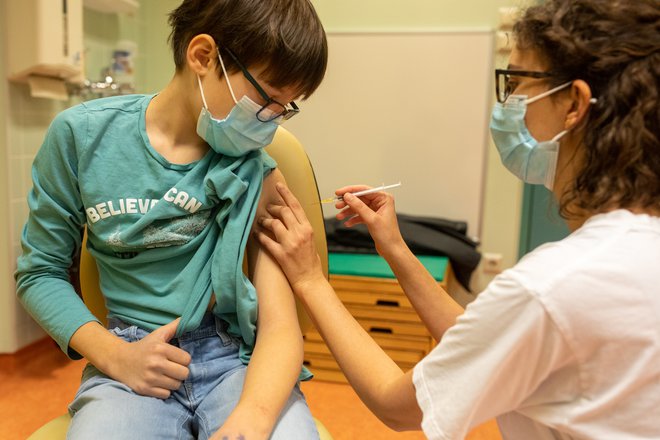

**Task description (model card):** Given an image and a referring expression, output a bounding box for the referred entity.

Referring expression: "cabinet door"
[518,184,570,258]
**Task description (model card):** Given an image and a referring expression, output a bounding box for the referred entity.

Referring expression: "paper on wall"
[27,75,69,101]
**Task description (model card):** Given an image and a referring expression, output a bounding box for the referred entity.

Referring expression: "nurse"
[256,0,660,438]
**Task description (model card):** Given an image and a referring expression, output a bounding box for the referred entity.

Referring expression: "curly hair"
[514,0,660,219]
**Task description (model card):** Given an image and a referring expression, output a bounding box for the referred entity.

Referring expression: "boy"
[15,1,328,438]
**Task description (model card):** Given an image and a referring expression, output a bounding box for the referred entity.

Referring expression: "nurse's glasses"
[495,69,554,103]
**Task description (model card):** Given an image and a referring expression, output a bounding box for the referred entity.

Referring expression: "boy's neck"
[145,73,210,164]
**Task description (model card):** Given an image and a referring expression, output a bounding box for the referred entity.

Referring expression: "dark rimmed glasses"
[495,69,554,103]
[223,48,300,123]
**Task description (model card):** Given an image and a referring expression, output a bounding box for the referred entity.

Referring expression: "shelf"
[83,0,139,15]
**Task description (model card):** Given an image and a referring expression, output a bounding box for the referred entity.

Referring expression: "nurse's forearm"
[381,242,464,341]
[294,277,422,430]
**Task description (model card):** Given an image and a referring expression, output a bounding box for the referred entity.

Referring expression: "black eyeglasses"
[223,48,300,123]
[495,69,554,103]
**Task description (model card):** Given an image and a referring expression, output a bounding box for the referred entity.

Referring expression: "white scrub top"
[413,209,660,440]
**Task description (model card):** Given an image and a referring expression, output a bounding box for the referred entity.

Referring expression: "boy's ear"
[565,79,593,130]
[186,34,218,76]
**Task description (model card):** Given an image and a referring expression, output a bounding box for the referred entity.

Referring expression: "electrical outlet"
[482,253,504,274]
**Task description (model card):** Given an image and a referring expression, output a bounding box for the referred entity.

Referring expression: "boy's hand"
[334,185,405,258]
[255,183,325,293]
[108,318,191,399]
[210,405,270,440]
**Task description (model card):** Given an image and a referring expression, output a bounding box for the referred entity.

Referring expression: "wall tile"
[11,199,27,248]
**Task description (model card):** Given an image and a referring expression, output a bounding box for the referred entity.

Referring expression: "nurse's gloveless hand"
[256,183,325,292]
[334,186,405,258]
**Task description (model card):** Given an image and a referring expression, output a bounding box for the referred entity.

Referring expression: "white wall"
[308,0,531,293]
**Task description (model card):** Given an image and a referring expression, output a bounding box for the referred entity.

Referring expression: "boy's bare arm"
[216,169,304,438]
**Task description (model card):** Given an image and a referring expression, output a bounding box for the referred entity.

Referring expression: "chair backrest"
[80,126,328,333]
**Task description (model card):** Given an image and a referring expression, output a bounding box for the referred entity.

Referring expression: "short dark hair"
[168,0,328,99]
[514,0,660,218]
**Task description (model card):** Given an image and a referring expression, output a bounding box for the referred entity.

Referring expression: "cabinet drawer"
[306,367,347,383]
[304,339,425,364]
[330,275,407,294]
[346,304,422,324]
[336,289,412,309]
[304,353,417,375]
[355,317,429,337]
[306,330,432,353]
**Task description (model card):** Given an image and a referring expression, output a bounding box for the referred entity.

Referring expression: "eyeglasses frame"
[495,69,554,103]
[223,47,300,122]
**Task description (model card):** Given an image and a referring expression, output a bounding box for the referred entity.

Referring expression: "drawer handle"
[369,327,393,334]
[376,300,400,307]
[303,360,311,366]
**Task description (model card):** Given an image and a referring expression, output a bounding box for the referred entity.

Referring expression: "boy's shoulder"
[56,94,151,123]
[46,94,152,153]
[78,93,151,114]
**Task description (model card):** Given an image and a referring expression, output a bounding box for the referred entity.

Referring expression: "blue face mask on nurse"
[196,46,301,157]
[490,69,597,191]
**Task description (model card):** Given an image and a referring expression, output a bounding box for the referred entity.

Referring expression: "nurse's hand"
[334,185,405,258]
[256,183,326,292]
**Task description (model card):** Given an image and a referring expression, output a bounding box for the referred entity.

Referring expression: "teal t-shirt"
[15,95,308,376]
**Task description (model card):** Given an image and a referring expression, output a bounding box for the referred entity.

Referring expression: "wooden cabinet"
[303,262,451,383]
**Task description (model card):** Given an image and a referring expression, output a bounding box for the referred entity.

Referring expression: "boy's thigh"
[67,364,193,440]
[196,367,319,440]
[269,384,320,440]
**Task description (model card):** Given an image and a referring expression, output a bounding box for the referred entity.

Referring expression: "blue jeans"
[67,313,319,439]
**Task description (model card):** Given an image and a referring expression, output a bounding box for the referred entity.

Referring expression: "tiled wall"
[0,6,140,353]
[3,86,70,352]
[0,0,13,353]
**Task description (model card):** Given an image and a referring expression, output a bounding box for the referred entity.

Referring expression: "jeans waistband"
[107,312,229,343]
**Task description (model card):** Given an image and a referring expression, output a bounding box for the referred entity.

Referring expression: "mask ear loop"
[525,81,573,105]
[216,46,238,104]
[196,75,209,110]
[551,130,569,142]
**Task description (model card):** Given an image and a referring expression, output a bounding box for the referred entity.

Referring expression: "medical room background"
[0,0,544,361]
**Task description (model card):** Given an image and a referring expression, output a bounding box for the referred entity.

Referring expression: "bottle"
[111,40,137,89]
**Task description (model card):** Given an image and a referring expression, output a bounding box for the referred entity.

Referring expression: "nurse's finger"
[259,217,289,243]
[343,193,378,225]
[336,207,356,220]
[275,183,306,224]
[335,185,371,196]
[267,204,299,229]
[343,214,365,228]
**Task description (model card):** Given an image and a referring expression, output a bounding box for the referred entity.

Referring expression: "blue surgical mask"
[196,48,281,157]
[489,82,572,191]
